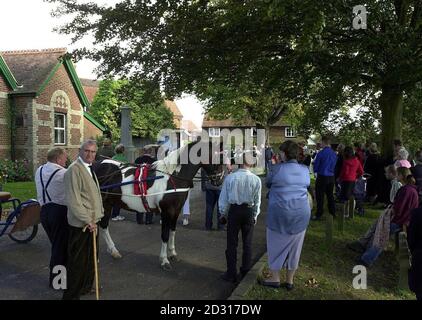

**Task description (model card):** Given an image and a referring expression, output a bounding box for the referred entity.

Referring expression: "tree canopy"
[90,78,175,140]
[46,0,422,156]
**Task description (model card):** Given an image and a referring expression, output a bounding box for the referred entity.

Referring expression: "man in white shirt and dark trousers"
[219,152,262,283]
[35,147,68,288]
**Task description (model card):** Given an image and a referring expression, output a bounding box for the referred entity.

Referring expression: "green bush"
[0,159,32,183]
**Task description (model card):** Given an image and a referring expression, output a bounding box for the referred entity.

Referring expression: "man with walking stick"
[62,139,104,300]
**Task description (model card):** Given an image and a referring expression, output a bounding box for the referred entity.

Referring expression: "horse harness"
[134,164,153,213]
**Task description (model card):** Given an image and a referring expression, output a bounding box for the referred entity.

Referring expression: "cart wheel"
[9,224,38,243]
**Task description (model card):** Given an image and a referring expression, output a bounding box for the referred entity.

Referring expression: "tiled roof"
[202,113,291,128]
[80,78,100,103]
[164,100,183,118]
[181,119,199,132]
[80,78,100,87]
[0,48,67,93]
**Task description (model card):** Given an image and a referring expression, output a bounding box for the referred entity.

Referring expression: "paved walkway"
[0,179,268,300]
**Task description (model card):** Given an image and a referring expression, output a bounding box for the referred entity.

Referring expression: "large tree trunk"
[265,125,270,145]
[379,87,403,159]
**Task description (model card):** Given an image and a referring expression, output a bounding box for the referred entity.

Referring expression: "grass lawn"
[246,204,416,300]
[1,182,37,209]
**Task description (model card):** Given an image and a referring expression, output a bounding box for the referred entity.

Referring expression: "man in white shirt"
[218,152,262,283]
[35,147,68,288]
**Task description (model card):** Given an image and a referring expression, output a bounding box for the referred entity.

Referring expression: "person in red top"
[354,142,365,167]
[339,146,363,218]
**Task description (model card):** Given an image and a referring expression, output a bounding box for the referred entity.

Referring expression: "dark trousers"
[225,204,254,278]
[315,175,336,217]
[265,160,272,172]
[136,212,153,224]
[40,203,68,286]
[205,189,222,230]
[417,292,422,301]
[111,205,120,218]
[62,225,98,300]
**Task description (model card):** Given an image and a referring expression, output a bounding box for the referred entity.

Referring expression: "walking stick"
[92,227,100,300]
[83,224,100,300]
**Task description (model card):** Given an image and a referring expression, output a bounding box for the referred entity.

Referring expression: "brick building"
[202,113,304,146]
[0,48,104,172]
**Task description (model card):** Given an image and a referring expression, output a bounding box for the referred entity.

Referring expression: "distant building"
[80,78,100,104]
[181,119,200,142]
[0,48,104,171]
[202,113,304,147]
[164,100,183,129]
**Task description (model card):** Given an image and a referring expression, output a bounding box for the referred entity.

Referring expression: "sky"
[0,0,205,128]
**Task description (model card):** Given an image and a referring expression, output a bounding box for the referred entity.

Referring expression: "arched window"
[50,90,70,145]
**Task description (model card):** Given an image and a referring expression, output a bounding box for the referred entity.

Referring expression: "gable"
[36,64,85,112]
[36,58,90,110]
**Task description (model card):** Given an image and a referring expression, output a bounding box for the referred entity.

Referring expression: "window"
[208,128,221,137]
[285,127,296,138]
[54,113,66,145]
[250,127,257,137]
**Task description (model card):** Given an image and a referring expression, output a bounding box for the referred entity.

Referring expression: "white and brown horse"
[93,140,225,270]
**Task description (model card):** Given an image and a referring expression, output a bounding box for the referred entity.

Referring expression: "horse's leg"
[102,227,122,259]
[168,212,179,262]
[101,202,122,259]
[160,211,172,270]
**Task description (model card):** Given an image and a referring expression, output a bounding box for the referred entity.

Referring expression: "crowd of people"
[33,134,422,300]
[309,137,422,300]
[261,136,422,298]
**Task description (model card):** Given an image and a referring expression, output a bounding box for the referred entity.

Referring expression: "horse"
[93,140,225,270]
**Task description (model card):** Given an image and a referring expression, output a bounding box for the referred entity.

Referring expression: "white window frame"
[285,127,297,138]
[250,127,257,137]
[54,113,66,145]
[208,127,221,137]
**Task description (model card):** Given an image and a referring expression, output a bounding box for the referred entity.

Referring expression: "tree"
[46,0,422,157]
[402,84,422,153]
[201,80,302,144]
[90,78,175,140]
[288,0,422,157]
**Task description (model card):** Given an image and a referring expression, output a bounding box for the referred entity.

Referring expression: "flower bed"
[0,159,32,184]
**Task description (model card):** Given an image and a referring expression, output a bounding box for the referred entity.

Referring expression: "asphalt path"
[0,179,268,300]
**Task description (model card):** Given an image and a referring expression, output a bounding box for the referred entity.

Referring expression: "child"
[385,165,402,204]
[354,175,367,216]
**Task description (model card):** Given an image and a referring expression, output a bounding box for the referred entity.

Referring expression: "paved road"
[0,179,268,300]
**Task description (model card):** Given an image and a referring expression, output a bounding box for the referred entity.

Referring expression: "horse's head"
[200,140,226,186]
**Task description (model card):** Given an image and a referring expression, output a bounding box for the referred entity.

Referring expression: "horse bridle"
[203,167,225,182]
[96,162,224,185]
